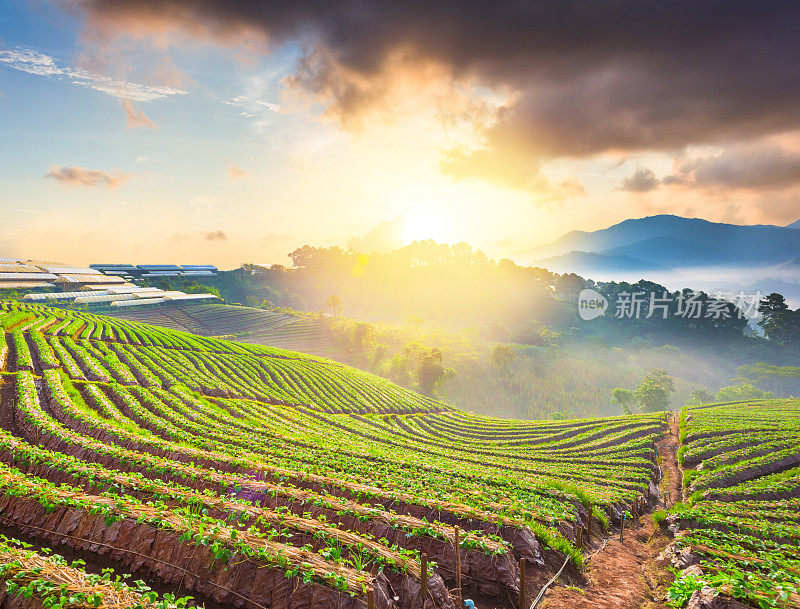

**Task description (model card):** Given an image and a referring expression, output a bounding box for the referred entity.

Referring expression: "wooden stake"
[576,522,582,548]
[519,558,526,609]
[620,513,626,541]
[587,509,593,542]
[420,553,428,607]
[367,588,374,609]
[455,527,462,609]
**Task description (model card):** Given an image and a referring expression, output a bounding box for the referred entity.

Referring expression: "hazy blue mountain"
[533,251,674,278]
[524,214,800,268]
[786,219,800,230]
[599,236,740,267]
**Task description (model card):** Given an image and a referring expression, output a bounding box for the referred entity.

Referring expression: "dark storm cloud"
[76,1,800,158]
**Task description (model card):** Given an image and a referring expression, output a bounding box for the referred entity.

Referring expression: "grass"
[651,509,668,527]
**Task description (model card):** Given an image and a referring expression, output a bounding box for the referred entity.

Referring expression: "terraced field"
[103,303,338,356]
[0,299,668,609]
[666,401,800,608]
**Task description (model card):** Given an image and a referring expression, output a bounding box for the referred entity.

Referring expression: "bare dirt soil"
[539,414,681,609]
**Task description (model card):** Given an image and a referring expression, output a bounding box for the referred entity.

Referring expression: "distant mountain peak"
[521,213,800,272]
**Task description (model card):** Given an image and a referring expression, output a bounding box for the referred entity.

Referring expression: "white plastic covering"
[133,290,167,298]
[36,266,101,275]
[0,282,56,289]
[164,293,217,301]
[0,264,40,273]
[110,297,166,307]
[56,274,125,284]
[74,294,138,304]
[23,291,99,301]
[0,272,58,281]
[104,286,161,293]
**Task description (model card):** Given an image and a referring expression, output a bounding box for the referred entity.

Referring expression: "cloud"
[227,162,251,179]
[347,216,406,252]
[621,167,659,192]
[441,146,546,192]
[441,146,585,200]
[44,165,133,189]
[664,143,800,192]
[73,1,800,158]
[224,96,280,114]
[204,229,227,241]
[170,230,227,243]
[191,195,218,215]
[121,100,156,129]
[0,48,62,76]
[0,47,187,102]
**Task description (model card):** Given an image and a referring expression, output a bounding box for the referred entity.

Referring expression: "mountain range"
[519,214,800,303]
[523,214,800,274]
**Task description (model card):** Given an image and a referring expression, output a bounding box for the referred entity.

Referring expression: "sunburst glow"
[402,209,455,244]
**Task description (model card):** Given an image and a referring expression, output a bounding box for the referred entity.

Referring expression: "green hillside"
[0,298,668,609]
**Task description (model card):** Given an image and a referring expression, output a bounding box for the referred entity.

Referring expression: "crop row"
[11,371,520,596]
[1,299,671,608]
[6,308,445,416]
[667,400,800,608]
[0,535,191,609]
[0,420,433,581]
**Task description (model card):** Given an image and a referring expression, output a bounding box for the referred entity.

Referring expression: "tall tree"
[613,369,676,413]
[416,348,455,397]
[757,293,797,344]
[634,369,676,412]
[490,345,516,376]
[327,294,341,316]
[612,387,636,414]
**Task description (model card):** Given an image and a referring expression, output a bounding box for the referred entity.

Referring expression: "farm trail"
[0,333,14,435]
[540,414,680,609]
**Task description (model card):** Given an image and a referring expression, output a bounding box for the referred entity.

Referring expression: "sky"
[2,0,800,268]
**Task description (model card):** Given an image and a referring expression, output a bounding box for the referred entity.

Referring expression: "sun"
[402,209,454,244]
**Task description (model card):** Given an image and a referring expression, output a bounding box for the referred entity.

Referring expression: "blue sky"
[0,3,336,266]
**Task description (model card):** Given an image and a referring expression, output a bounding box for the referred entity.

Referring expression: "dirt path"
[663,414,683,504]
[0,332,17,436]
[540,414,681,609]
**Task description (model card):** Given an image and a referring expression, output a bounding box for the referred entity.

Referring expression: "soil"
[539,414,682,609]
